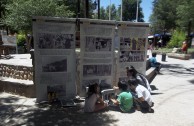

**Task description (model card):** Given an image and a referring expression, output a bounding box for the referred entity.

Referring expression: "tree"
[2,0,74,51]
[122,0,144,22]
[100,6,108,20]
[176,0,194,31]
[149,0,190,33]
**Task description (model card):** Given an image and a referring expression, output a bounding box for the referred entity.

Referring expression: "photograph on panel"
[47,85,66,98]
[99,78,112,91]
[85,37,112,52]
[120,37,131,51]
[42,56,67,72]
[137,38,146,51]
[37,33,55,49]
[120,51,145,62]
[54,34,74,49]
[83,64,112,77]
[131,38,137,50]
[82,79,99,91]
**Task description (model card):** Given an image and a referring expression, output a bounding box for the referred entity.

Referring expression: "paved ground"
[0,53,194,126]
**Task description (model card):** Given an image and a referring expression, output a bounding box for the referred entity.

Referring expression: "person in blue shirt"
[149,52,161,73]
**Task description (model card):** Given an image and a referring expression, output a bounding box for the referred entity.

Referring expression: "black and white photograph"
[137,38,146,51]
[83,64,112,77]
[42,56,67,72]
[85,37,112,52]
[131,38,137,50]
[99,79,112,91]
[120,51,145,62]
[82,79,99,91]
[38,33,55,49]
[38,33,74,49]
[54,34,73,49]
[47,85,66,93]
[120,37,131,51]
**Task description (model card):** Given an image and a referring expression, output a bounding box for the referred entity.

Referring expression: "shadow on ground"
[0,98,118,126]
[162,64,194,77]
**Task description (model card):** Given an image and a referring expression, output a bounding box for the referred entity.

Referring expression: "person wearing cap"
[128,79,154,112]
[126,66,152,92]
[109,81,133,112]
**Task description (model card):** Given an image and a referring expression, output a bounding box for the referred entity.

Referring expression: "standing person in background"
[84,83,107,112]
[181,40,188,54]
[126,66,152,92]
[149,52,161,73]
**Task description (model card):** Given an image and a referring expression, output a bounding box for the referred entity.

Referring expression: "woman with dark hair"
[126,66,152,92]
[109,81,133,112]
[84,83,107,112]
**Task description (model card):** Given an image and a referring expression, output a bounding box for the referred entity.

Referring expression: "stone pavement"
[0,54,194,126]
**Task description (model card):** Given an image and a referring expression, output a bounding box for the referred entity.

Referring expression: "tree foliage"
[176,0,194,31]
[150,0,194,33]
[167,29,186,48]
[122,0,144,22]
[3,0,74,33]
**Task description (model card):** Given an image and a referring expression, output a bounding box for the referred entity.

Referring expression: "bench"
[145,59,157,83]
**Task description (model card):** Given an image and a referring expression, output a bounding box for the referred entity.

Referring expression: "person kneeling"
[109,81,133,113]
[128,79,154,112]
[84,83,107,113]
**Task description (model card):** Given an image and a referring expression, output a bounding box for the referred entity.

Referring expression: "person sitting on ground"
[149,52,161,73]
[126,66,152,92]
[128,79,154,112]
[109,81,133,113]
[84,83,107,112]
[181,40,188,54]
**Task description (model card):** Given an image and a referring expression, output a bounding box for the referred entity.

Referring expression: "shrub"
[17,33,26,46]
[167,30,186,48]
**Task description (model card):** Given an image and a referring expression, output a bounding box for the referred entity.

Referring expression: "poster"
[117,22,149,82]
[33,17,76,102]
[80,19,115,96]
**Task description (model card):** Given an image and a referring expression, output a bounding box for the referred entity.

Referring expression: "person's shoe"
[151,102,154,107]
[148,108,154,113]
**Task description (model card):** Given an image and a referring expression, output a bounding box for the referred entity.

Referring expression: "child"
[84,83,107,112]
[149,52,161,73]
[128,79,154,112]
[109,81,133,112]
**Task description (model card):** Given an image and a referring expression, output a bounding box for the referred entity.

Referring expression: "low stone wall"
[167,53,191,60]
[0,80,35,98]
[0,64,33,80]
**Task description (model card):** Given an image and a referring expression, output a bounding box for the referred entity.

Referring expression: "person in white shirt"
[128,79,154,112]
[84,83,107,112]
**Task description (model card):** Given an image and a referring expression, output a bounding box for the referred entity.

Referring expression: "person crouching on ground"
[126,66,152,92]
[149,52,161,73]
[109,81,133,113]
[128,79,154,112]
[84,83,107,112]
